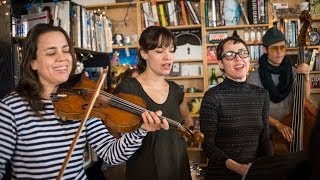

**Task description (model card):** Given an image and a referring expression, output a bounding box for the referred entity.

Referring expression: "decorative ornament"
[75,61,84,74]
[309,30,320,45]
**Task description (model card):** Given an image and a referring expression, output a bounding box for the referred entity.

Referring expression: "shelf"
[166,24,202,30]
[307,45,320,49]
[206,24,268,31]
[185,92,204,98]
[310,71,320,74]
[286,47,299,51]
[174,59,203,63]
[187,147,203,152]
[112,45,139,49]
[84,1,137,9]
[74,47,110,55]
[191,114,200,118]
[166,75,203,80]
[311,88,320,94]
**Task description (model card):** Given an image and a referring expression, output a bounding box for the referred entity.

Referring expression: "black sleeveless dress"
[114,78,191,180]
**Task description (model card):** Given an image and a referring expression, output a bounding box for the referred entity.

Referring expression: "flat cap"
[262,26,286,46]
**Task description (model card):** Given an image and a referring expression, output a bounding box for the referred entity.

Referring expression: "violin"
[52,73,204,144]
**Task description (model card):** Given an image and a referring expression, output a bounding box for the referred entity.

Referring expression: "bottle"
[12,17,17,37]
[256,28,262,43]
[210,68,217,88]
[244,28,249,43]
[250,27,256,43]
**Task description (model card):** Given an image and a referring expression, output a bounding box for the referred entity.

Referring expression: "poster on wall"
[172,29,202,61]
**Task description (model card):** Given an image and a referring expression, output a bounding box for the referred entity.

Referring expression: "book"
[158,3,168,26]
[247,0,259,24]
[237,0,249,25]
[223,0,241,26]
[150,0,160,26]
[179,0,188,25]
[185,0,200,24]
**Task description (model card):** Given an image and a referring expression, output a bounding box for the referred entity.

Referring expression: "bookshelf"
[9,0,319,173]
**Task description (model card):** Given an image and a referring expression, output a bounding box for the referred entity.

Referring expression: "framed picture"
[208,32,228,44]
[170,62,180,77]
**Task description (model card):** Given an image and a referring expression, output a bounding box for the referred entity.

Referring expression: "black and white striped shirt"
[0,92,147,179]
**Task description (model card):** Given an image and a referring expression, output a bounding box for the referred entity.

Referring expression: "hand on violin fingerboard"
[140,111,169,131]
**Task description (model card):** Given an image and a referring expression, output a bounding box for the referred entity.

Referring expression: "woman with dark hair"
[114,26,193,180]
[200,36,272,179]
[0,23,169,179]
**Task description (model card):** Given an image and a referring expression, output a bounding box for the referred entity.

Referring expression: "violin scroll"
[179,127,204,145]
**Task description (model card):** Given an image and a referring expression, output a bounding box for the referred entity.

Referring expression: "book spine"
[151,0,160,26]
[247,0,258,24]
[237,0,249,25]
[179,0,188,25]
[187,0,200,24]
[159,4,168,26]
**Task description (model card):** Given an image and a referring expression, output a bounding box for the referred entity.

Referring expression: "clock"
[309,30,320,45]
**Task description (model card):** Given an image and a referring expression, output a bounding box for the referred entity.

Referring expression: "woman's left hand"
[140,111,169,132]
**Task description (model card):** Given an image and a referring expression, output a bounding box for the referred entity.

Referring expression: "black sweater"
[200,78,272,180]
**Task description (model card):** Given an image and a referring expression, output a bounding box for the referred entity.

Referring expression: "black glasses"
[222,50,249,60]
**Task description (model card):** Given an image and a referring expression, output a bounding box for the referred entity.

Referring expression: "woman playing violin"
[114,26,193,180]
[0,23,169,179]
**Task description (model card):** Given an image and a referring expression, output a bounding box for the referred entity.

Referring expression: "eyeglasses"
[221,50,249,60]
[268,45,286,53]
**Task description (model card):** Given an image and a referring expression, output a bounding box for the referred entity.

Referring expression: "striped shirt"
[0,92,147,179]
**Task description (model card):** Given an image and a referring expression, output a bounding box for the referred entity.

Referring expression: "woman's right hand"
[140,110,169,132]
[275,122,293,142]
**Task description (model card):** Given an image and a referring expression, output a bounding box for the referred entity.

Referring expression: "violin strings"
[99,91,182,128]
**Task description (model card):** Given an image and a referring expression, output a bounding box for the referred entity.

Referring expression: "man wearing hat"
[247,26,310,146]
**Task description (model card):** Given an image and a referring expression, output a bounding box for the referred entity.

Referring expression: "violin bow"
[56,67,108,179]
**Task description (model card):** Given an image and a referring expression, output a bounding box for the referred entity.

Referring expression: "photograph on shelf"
[311,77,320,89]
[207,46,218,63]
[172,29,202,60]
[170,62,181,77]
[180,64,202,76]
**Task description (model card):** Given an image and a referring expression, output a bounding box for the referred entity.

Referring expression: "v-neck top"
[114,78,191,180]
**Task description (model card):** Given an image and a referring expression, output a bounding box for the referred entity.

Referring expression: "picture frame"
[170,62,181,77]
[208,32,228,44]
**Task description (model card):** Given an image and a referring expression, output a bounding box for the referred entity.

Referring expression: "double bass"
[272,10,318,155]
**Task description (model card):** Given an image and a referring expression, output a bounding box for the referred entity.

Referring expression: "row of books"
[72,5,113,53]
[142,0,200,28]
[276,19,300,48]
[205,0,268,27]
